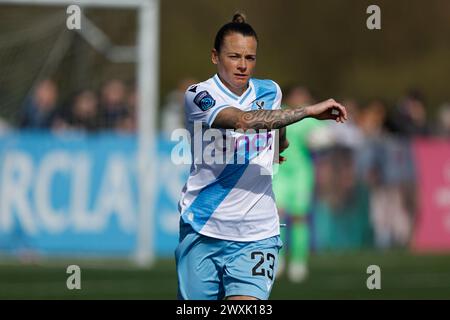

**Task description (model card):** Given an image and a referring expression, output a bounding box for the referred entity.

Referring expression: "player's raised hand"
[305,99,348,123]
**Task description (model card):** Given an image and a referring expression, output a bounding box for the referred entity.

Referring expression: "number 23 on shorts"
[251,251,276,280]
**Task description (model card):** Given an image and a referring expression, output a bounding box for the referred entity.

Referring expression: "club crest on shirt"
[194,90,216,111]
[256,100,265,109]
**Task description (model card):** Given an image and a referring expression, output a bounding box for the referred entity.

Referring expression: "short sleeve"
[184,84,230,128]
[272,81,283,110]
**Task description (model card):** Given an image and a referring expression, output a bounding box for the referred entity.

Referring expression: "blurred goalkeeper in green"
[273,85,325,283]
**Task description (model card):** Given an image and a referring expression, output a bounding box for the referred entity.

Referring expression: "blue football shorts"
[175,221,283,300]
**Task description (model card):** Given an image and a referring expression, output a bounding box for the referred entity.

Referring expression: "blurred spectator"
[115,84,137,133]
[386,89,431,137]
[330,98,364,150]
[313,145,372,251]
[435,102,450,138]
[355,99,388,183]
[358,99,387,138]
[356,99,413,249]
[161,77,197,136]
[0,117,11,135]
[99,79,129,130]
[65,89,99,132]
[19,79,59,129]
[284,85,314,107]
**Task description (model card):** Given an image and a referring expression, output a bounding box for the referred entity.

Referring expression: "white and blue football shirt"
[178,74,282,241]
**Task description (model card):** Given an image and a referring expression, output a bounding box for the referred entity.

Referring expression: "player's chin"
[233,76,249,86]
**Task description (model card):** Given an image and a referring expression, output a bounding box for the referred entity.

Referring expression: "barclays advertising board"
[0,132,187,257]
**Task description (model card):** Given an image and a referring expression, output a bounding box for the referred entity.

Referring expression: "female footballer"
[176,12,347,300]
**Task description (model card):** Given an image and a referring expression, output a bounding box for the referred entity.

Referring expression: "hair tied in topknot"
[214,12,256,52]
[232,12,246,24]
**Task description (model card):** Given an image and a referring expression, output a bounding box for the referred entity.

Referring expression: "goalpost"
[0,0,159,267]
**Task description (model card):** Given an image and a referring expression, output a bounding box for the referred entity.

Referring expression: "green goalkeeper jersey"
[273,113,325,214]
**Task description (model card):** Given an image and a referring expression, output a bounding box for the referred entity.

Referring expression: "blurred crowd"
[279,85,450,251]
[9,78,138,133]
[0,77,198,135]
[4,77,450,139]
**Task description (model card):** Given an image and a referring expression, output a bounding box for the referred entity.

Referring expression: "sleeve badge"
[193,90,216,111]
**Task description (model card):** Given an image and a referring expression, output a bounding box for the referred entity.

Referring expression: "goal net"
[0,0,159,267]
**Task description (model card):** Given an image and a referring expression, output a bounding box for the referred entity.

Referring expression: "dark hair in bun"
[232,12,246,24]
[214,12,258,52]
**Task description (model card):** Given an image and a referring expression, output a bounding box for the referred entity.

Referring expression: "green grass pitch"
[1,251,449,299]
